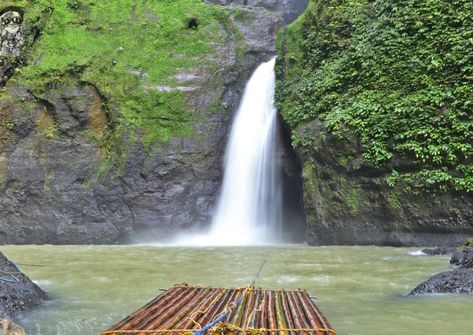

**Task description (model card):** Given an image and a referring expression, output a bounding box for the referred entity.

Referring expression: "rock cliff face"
[276,0,473,246]
[295,123,473,246]
[0,0,308,243]
[204,0,308,23]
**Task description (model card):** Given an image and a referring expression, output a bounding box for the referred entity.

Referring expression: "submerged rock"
[0,319,27,335]
[421,247,456,256]
[0,252,45,318]
[409,268,473,295]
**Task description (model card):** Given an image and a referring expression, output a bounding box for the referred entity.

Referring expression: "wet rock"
[451,250,473,268]
[409,268,473,295]
[204,0,309,23]
[450,250,463,266]
[410,238,473,295]
[450,245,473,269]
[0,319,27,335]
[460,248,473,269]
[421,247,456,256]
[0,252,45,318]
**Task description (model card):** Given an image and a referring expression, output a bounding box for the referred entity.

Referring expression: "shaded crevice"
[276,114,306,242]
[32,95,59,126]
[186,18,199,29]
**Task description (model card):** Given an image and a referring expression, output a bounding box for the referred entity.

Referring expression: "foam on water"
[408,250,428,256]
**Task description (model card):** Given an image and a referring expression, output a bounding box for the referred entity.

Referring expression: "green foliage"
[464,237,473,250]
[13,0,229,148]
[44,124,57,139]
[0,118,14,130]
[387,192,402,211]
[277,0,473,193]
[347,186,361,214]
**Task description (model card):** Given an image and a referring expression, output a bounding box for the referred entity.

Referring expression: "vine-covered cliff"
[277,0,473,246]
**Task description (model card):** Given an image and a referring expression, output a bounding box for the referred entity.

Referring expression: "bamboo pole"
[102,285,334,335]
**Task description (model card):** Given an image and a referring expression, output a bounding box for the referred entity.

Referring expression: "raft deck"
[101,284,335,335]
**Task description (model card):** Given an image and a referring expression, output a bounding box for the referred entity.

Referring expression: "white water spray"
[209,57,282,245]
[172,57,282,246]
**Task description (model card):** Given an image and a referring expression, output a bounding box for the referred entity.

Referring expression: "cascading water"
[209,57,282,245]
[173,57,283,246]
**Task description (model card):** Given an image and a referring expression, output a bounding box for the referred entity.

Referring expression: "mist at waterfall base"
[169,58,284,246]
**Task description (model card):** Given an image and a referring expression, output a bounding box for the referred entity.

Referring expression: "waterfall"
[208,57,282,245]
[171,57,282,246]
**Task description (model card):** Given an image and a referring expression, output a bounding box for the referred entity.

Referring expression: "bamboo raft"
[101,284,335,335]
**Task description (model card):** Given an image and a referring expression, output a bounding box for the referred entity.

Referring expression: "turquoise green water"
[2,245,472,335]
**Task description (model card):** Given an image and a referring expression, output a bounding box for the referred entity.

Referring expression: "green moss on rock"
[387,192,402,211]
[347,186,361,214]
[464,238,473,250]
[277,0,473,193]
[12,0,229,147]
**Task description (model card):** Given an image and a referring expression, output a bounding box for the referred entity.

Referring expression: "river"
[2,245,472,335]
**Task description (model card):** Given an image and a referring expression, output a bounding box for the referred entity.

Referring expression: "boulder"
[0,252,45,318]
[421,247,456,256]
[450,238,473,268]
[409,268,473,295]
[422,247,455,256]
[410,238,473,295]
[450,246,473,268]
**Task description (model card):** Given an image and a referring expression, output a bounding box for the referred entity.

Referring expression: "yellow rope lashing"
[212,323,337,335]
[102,325,337,335]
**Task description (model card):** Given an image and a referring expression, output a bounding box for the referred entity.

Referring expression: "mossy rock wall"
[277,0,473,246]
[0,0,307,243]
